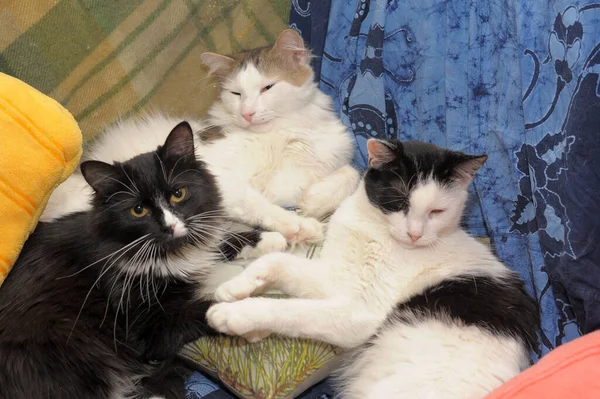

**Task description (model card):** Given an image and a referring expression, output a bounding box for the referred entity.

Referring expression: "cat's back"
[338,233,539,399]
[0,215,136,399]
[85,115,207,164]
[0,214,103,339]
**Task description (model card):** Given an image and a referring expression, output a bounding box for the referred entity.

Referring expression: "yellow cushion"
[0,72,82,286]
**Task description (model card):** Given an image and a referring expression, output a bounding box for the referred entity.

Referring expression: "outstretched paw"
[207,302,257,337]
[294,217,324,244]
[214,274,265,302]
[250,232,288,257]
[273,212,324,244]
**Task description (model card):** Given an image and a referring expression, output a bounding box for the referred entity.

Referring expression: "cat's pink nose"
[242,112,255,123]
[408,233,422,242]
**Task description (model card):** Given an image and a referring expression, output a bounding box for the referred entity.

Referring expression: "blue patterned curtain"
[291,0,600,358]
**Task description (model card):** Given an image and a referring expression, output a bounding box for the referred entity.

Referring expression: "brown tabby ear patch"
[201,29,313,87]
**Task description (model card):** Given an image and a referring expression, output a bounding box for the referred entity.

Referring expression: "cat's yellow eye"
[171,187,187,203]
[130,204,148,217]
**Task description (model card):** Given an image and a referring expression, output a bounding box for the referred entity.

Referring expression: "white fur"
[161,207,187,238]
[42,68,359,245]
[340,316,527,399]
[239,231,288,260]
[207,180,529,398]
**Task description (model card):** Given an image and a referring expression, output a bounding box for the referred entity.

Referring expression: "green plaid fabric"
[0,0,290,141]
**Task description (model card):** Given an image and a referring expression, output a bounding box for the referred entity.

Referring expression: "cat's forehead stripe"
[408,180,441,214]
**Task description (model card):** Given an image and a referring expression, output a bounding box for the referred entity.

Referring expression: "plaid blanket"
[0,0,289,141]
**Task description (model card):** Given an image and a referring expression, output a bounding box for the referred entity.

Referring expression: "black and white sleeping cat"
[205,139,540,398]
[0,123,239,399]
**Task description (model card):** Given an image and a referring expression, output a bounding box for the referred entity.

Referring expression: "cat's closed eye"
[429,209,445,217]
[230,91,241,96]
[130,204,149,217]
[171,187,187,203]
[261,83,276,93]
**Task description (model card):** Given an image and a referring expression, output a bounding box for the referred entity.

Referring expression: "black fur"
[0,122,224,399]
[364,140,487,214]
[387,274,540,350]
[219,229,263,261]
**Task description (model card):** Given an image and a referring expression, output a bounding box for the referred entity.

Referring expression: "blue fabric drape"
[291,0,600,359]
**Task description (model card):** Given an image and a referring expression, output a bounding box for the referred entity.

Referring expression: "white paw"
[215,278,264,302]
[273,212,302,239]
[272,213,324,244]
[207,302,256,336]
[215,259,266,302]
[256,232,288,254]
[239,231,288,260]
[294,217,325,244]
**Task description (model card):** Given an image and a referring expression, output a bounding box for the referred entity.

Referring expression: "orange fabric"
[0,72,82,286]
[486,331,600,399]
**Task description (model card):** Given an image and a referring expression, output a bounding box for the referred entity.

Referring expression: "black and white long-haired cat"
[205,139,540,398]
[0,123,231,399]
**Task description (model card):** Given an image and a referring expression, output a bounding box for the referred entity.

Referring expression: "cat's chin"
[236,119,276,133]
[159,235,205,253]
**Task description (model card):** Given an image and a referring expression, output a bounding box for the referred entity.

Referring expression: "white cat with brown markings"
[42,29,359,251]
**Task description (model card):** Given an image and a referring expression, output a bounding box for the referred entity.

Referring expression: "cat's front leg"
[219,230,288,261]
[207,297,380,348]
[220,179,324,244]
[299,165,360,218]
[214,252,328,302]
[267,211,324,245]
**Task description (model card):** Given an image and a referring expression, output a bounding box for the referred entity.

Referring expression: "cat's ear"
[367,139,399,169]
[272,29,309,65]
[200,52,235,75]
[162,121,196,160]
[81,161,120,194]
[452,154,488,187]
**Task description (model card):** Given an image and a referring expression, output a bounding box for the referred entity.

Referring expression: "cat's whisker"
[170,168,201,186]
[59,234,151,279]
[98,174,139,197]
[188,229,227,260]
[154,153,169,184]
[193,74,215,87]
[167,155,187,185]
[188,225,247,247]
[106,190,138,202]
[150,264,165,313]
[120,165,140,194]
[144,249,154,306]
[129,240,150,298]
[148,245,165,311]
[101,267,122,329]
[144,243,159,301]
[185,211,227,220]
[115,238,154,340]
[68,234,151,342]
[185,216,227,225]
